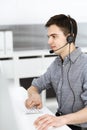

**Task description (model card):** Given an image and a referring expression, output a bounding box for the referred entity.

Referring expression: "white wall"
[0,0,87,25]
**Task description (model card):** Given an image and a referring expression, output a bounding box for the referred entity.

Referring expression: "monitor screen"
[0,75,19,130]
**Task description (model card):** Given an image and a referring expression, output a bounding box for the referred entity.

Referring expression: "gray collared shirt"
[32,47,87,127]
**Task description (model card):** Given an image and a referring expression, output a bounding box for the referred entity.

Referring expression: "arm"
[25,59,57,110]
[34,107,87,130]
[24,67,52,109]
[25,86,43,109]
[63,107,87,125]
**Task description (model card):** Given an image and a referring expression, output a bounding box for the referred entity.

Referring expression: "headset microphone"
[49,42,69,53]
[49,49,54,53]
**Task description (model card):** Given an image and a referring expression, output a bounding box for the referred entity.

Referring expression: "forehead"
[47,24,64,35]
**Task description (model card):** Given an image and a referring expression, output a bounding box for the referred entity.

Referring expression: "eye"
[47,34,59,40]
[52,35,55,38]
[52,35,58,39]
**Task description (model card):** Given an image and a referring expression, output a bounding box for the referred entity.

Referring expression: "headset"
[66,15,75,113]
[66,15,75,44]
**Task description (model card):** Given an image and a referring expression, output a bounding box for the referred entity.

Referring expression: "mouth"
[51,46,57,51]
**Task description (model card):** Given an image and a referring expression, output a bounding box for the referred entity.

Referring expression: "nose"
[48,37,53,45]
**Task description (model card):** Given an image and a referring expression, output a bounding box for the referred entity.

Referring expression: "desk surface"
[9,86,71,130]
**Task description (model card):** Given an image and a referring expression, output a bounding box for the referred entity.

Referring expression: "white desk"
[9,86,71,130]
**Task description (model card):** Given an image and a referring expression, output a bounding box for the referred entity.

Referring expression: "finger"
[34,114,48,124]
[34,114,50,126]
[36,102,43,109]
[35,117,53,130]
[37,123,52,130]
[25,99,33,108]
[35,118,49,130]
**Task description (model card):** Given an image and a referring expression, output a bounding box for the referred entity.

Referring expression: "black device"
[66,15,75,44]
[55,111,63,116]
[49,15,75,54]
[49,42,68,53]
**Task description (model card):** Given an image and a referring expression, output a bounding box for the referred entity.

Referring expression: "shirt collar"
[68,47,82,63]
[57,47,82,65]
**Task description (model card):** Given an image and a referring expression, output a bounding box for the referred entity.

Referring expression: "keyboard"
[25,107,42,114]
[9,87,42,114]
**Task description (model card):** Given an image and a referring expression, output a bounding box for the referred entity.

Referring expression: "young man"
[25,14,87,130]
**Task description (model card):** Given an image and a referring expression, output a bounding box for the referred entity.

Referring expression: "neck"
[60,43,76,60]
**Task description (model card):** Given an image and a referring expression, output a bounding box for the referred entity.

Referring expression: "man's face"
[47,24,67,54]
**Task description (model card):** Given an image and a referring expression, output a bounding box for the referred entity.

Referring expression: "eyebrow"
[47,33,60,37]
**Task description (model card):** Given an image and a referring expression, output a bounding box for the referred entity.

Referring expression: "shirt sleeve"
[31,63,53,93]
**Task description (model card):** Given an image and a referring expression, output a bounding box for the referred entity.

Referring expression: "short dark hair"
[45,14,77,42]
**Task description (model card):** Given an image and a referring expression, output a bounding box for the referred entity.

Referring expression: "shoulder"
[81,53,87,63]
[50,56,60,67]
[80,53,87,72]
[46,56,60,72]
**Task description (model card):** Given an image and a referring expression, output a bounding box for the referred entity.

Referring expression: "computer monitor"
[0,75,19,130]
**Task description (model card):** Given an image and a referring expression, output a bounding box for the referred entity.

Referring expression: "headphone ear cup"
[67,35,74,44]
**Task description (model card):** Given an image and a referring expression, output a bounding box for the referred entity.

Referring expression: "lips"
[51,46,56,50]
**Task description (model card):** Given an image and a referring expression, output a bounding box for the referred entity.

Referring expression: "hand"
[25,93,43,109]
[34,114,67,130]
